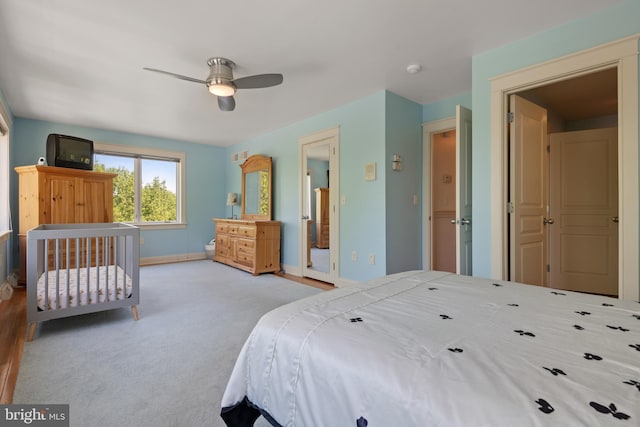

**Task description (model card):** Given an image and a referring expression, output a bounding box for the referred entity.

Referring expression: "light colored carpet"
[13,260,322,427]
[309,248,329,274]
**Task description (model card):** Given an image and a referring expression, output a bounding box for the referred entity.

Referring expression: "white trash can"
[205,239,216,259]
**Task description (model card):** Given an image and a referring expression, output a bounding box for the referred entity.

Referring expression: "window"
[0,99,11,240]
[94,143,186,229]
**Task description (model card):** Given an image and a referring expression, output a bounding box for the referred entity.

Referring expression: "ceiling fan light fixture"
[208,81,236,97]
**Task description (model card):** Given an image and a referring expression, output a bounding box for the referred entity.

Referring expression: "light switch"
[365,162,376,181]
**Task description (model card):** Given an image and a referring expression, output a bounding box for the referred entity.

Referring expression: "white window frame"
[94,142,186,230]
[0,98,12,242]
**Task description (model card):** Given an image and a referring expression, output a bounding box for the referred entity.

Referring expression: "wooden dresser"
[15,165,115,283]
[314,187,330,248]
[213,219,281,275]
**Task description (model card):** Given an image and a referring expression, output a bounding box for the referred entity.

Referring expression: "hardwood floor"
[275,271,335,291]
[0,286,26,404]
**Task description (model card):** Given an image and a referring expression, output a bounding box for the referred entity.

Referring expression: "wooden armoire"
[314,187,329,249]
[15,165,115,283]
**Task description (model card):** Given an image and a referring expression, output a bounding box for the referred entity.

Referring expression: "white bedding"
[221,270,640,427]
[37,265,133,310]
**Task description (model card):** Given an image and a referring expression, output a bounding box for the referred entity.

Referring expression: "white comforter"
[221,271,640,427]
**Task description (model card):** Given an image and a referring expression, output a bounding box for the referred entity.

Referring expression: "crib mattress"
[37,265,133,310]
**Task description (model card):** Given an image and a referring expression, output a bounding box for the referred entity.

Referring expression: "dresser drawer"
[236,250,254,267]
[216,223,230,234]
[216,234,231,247]
[215,245,230,258]
[237,238,255,252]
[237,226,256,238]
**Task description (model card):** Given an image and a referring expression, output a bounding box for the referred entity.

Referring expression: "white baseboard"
[281,263,301,276]
[140,252,209,266]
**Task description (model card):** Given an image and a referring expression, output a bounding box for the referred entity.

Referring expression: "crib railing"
[26,223,140,340]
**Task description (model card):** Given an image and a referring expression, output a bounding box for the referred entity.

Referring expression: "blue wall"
[471,0,640,279]
[223,91,389,281]
[9,118,227,264]
[385,91,423,274]
[422,92,471,123]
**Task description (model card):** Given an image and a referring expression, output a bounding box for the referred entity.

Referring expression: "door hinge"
[507,112,514,123]
[546,144,550,153]
[507,202,514,214]
[546,264,550,273]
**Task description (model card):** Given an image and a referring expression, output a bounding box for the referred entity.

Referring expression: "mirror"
[241,154,272,220]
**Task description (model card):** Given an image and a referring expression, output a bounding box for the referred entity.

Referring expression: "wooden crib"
[26,223,140,341]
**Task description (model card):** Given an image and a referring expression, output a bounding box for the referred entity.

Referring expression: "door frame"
[422,117,455,270]
[298,126,340,285]
[490,35,639,300]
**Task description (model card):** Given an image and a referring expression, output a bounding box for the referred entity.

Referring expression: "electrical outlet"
[368,255,375,265]
[352,251,357,261]
[140,237,145,245]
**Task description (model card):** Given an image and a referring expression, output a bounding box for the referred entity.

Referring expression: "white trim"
[0,96,11,134]
[140,252,206,266]
[298,126,340,285]
[490,35,639,301]
[422,117,456,270]
[0,97,11,234]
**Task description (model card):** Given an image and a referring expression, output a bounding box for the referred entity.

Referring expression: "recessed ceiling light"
[406,63,422,74]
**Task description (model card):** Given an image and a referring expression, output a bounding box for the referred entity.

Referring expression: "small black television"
[46,134,94,170]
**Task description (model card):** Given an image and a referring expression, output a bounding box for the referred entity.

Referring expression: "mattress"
[221,270,640,427]
[37,265,133,310]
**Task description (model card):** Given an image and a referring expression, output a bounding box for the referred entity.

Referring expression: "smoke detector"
[406,63,422,74]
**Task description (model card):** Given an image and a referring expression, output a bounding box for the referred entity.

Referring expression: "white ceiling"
[0,0,620,147]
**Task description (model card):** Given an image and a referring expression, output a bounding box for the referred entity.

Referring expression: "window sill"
[130,223,186,231]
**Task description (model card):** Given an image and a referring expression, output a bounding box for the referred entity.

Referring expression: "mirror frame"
[241,154,273,220]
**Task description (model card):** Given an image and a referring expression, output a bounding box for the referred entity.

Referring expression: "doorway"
[422,105,472,275]
[299,127,339,285]
[490,35,639,301]
[508,68,619,296]
[431,130,456,273]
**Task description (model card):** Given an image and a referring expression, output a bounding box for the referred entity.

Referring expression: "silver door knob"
[611,216,619,223]
[543,217,555,225]
[301,215,310,220]
[460,218,470,225]
[450,219,458,224]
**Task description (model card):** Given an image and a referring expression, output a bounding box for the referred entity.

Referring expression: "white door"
[455,105,472,275]
[299,128,339,284]
[509,95,548,286]
[548,127,618,295]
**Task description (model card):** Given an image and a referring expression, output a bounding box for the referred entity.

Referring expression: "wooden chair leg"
[131,305,139,321]
[27,323,37,342]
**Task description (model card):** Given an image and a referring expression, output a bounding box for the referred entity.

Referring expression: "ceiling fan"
[143,57,283,111]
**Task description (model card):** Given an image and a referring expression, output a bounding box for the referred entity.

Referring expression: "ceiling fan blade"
[233,73,283,89]
[142,68,206,84]
[218,96,236,111]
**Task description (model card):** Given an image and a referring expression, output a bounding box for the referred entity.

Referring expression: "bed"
[26,222,140,341]
[220,270,640,426]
